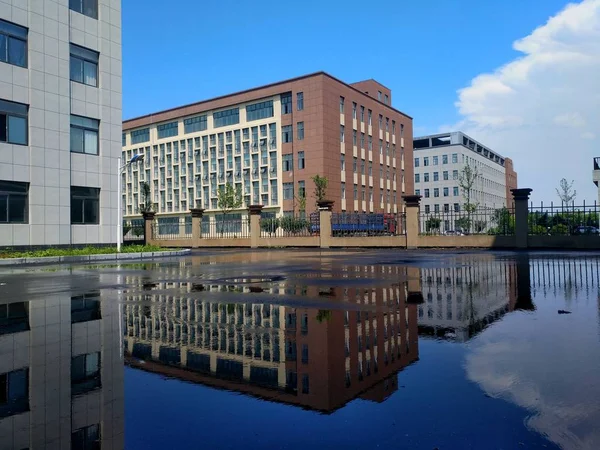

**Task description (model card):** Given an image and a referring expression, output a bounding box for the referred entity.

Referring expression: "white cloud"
[451,0,600,203]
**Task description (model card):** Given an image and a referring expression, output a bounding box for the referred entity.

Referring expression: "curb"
[0,249,191,266]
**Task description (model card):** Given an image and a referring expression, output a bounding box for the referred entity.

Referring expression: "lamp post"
[117,154,145,252]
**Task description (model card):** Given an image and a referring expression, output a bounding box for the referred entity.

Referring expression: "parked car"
[574,226,600,235]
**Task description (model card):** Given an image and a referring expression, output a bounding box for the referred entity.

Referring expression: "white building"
[413,132,515,232]
[0,0,122,248]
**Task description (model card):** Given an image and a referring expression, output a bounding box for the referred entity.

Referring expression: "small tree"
[425,217,441,233]
[296,187,307,217]
[139,182,153,213]
[261,217,279,236]
[473,220,487,234]
[556,178,576,205]
[459,162,479,233]
[455,217,471,233]
[217,183,243,235]
[316,310,332,323]
[311,175,328,206]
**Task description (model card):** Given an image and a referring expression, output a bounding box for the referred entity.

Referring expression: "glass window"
[453,170,459,180]
[0,99,27,145]
[183,115,207,134]
[415,189,420,196]
[71,424,100,450]
[352,102,357,119]
[282,125,293,143]
[0,19,27,68]
[298,151,305,170]
[443,171,449,181]
[414,158,420,167]
[339,96,344,114]
[360,106,365,122]
[353,157,357,173]
[340,154,345,171]
[157,121,178,139]
[340,125,344,142]
[433,156,439,165]
[341,182,345,199]
[452,153,458,163]
[122,133,126,147]
[297,92,304,111]
[131,128,149,145]
[443,187,449,197]
[453,186,459,196]
[213,108,239,128]
[0,180,28,223]
[71,186,99,224]
[70,115,98,155]
[415,174,420,183]
[281,92,292,114]
[442,154,448,164]
[424,189,430,198]
[433,172,439,182]
[423,157,429,167]
[282,154,293,172]
[368,110,372,126]
[424,173,429,182]
[434,188,440,198]
[298,180,305,198]
[246,100,274,121]
[425,205,430,213]
[297,122,304,140]
[454,203,460,212]
[69,0,98,19]
[70,44,98,87]
[283,182,293,200]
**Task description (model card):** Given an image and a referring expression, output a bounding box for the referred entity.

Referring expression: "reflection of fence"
[123,219,145,243]
[260,215,315,238]
[419,206,514,236]
[331,213,400,237]
[204,217,250,239]
[528,202,599,236]
[152,217,192,240]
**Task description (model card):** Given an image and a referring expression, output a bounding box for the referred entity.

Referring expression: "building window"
[353,157,357,173]
[452,153,458,163]
[70,115,98,154]
[213,108,239,128]
[0,368,28,418]
[71,292,101,324]
[354,184,358,199]
[443,187,449,197]
[444,204,450,213]
[433,172,439,182]
[340,154,345,171]
[72,424,100,450]
[157,121,178,139]
[414,158,420,167]
[71,186,99,225]
[282,125,293,143]
[246,100,274,121]
[340,125,344,142]
[443,171,449,181]
[360,133,365,149]
[122,133,126,147]
[360,106,365,122]
[377,91,382,101]
[433,156,439,165]
[434,188,440,198]
[298,151,305,170]
[434,204,440,213]
[183,115,207,134]
[297,92,304,111]
[454,203,460,212]
[415,189,420,196]
[339,96,344,114]
[0,19,27,68]
[424,173,429,183]
[281,92,292,114]
[282,153,293,172]
[453,186,459,196]
[423,157,429,167]
[384,94,389,105]
[283,182,293,200]
[379,114,383,129]
[302,374,309,394]
[341,182,345,199]
[352,102,357,119]
[424,189,430,198]
[71,352,101,395]
[368,109,372,126]
[415,174,420,183]
[442,154,448,164]
[0,180,28,223]
[425,205,430,213]
[297,122,304,140]
[298,180,305,197]
[69,0,98,18]
[353,130,357,147]
[0,99,26,145]
[453,170,459,180]
[70,44,98,87]
[131,128,149,144]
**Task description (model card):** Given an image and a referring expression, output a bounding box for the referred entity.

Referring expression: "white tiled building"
[413,132,513,228]
[0,0,122,247]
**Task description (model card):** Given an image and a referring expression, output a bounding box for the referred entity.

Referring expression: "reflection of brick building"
[124,265,419,413]
[0,283,124,449]
[417,257,518,341]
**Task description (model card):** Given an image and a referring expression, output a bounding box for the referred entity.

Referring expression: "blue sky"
[122,0,600,201]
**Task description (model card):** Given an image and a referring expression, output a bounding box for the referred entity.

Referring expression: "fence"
[260,215,315,238]
[528,202,599,236]
[123,219,145,243]
[330,213,403,237]
[419,206,515,236]
[203,217,250,239]
[152,217,192,240]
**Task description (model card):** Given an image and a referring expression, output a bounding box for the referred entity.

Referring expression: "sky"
[122,0,600,203]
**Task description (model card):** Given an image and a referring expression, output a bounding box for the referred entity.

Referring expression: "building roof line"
[123,71,412,130]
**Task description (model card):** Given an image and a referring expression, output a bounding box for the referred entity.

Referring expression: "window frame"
[296,92,304,111]
[0,99,28,146]
[297,122,304,141]
[69,43,98,87]
[70,186,100,225]
[183,115,207,134]
[0,180,28,224]
[69,0,98,19]
[0,19,27,69]
[297,151,305,170]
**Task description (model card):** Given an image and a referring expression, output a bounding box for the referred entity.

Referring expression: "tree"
[490,207,515,235]
[455,217,471,233]
[458,162,479,233]
[311,175,328,205]
[280,216,310,235]
[217,183,243,235]
[261,217,279,236]
[316,310,332,323]
[139,182,153,213]
[425,217,441,233]
[556,178,576,205]
[296,187,307,216]
[473,220,487,234]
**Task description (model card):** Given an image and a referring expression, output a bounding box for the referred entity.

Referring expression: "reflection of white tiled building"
[0,286,123,449]
[418,258,516,342]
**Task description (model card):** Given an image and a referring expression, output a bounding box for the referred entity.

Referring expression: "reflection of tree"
[316,310,332,323]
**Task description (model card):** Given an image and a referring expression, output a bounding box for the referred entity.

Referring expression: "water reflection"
[0,284,124,449]
[123,264,419,413]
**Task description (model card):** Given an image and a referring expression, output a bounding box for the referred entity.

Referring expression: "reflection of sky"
[465,287,600,450]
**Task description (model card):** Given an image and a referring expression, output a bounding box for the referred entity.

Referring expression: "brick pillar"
[317,200,334,249]
[190,208,205,248]
[511,188,532,249]
[143,212,156,246]
[402,194,422,249]
[248,205,263,249]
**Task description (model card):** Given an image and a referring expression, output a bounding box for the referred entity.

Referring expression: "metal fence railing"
[528,202,600,236]
[152,217,192,240]
[260,215,316,238]
[123,219,145,243]
[203,217,250,239]
[419,206,515,236]
[331,212,402,237]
